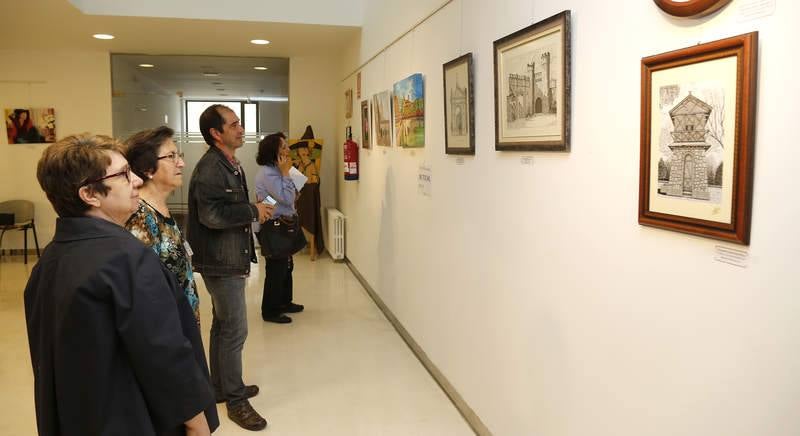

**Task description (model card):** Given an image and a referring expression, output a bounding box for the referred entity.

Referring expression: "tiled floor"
[0,253,473,435]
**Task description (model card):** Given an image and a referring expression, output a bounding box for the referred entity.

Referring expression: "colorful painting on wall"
[289,125,326,259]
[392,73,425,148]
[5,107,56,144]
[372,90,392,147]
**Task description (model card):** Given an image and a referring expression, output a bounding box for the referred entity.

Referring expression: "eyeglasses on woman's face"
[157,151,185,164]
[81,165,132,187]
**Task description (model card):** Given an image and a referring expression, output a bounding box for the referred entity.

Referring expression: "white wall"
[1,49,112,250]
[70,0,365,26]
[338,1,800,435]
[290,55,340,233]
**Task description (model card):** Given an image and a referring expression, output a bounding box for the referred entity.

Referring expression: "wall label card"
[418,164,432,197]
[738,0,776,22]
[714,245,749,268]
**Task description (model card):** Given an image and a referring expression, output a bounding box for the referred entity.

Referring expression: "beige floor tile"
[0,254,473,435]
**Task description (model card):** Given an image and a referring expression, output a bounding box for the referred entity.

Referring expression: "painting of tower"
[661,93,713,200]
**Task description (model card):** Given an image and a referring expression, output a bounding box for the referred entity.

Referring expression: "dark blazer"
[24,217,219,435]
[186,145,258,277]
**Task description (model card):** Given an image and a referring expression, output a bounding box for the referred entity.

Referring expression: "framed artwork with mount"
[639,32,758,244]
[493,10,571,151]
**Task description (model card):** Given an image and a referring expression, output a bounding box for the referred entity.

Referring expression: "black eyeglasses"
[157,151,185,163]
[81,166,132,187]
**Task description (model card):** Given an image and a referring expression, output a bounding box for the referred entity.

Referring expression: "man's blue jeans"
[203,275,248,407]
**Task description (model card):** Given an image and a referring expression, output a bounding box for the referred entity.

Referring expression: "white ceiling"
[0,0,360,58]
[69,0,365,27]
[112,55,290,99]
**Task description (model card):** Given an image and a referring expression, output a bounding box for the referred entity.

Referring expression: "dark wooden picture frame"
[653,0,733,18]
[443,53,475,155]
[639,32,758,244]
[493,10,571,151]
[360,100,371,149]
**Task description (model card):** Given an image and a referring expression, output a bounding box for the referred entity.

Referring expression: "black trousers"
[261,256,293,315]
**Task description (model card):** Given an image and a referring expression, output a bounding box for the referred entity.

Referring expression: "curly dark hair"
[256,132,287,166]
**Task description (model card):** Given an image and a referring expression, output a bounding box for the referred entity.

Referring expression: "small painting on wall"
[443,53,475,155]
[372,90,392,147]
[361,100,371,149]
[345,89,353,119]
[392,73,425,148]
[5,108,56,144]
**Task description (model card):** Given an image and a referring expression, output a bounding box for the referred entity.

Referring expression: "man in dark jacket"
[186,104,272,431]
[25,134,218,435]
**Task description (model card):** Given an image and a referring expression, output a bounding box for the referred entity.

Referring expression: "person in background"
[25,133,215,436]
[255,132,305,324]
[186,104,272,431]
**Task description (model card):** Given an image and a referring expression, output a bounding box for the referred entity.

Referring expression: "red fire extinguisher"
[344,126,359,181]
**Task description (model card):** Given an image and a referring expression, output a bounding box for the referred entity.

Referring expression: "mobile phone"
[261,195,277,206]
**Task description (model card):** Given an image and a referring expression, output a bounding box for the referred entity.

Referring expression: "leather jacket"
[186,146,258,277]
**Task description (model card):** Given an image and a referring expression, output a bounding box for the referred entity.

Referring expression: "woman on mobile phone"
[254,132,305,324]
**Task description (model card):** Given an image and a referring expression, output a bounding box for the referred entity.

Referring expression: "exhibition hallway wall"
[2,1,800,435]
[0,50,340,251]
[336,1,800,435]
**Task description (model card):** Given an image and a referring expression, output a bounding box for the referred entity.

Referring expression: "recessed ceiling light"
[253,66,268,71]
[250,39,270,45]
[138,63,155,68]
[203,72,221,77]
[93,34,115,40]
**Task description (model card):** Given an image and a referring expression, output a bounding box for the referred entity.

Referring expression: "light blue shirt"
[254,164,297,219]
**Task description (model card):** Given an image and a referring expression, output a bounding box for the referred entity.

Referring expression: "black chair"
[0,200,40,264]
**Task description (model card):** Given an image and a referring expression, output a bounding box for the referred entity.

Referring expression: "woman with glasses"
[123,127,202,322]
[25,133,216,436]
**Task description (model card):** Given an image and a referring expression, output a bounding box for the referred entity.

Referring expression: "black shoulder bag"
[257,215,307,258]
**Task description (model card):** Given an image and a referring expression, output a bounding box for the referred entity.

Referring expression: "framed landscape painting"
[393,73,425,148]
[638,32,758,244]
[443,53,475,155]
[493,10,571,151]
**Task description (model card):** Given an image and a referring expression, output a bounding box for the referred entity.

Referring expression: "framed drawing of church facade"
[638,32,758,245]
[443,53,474,155]
[493,10,570,151]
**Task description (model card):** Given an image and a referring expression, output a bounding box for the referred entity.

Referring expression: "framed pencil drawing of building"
[443,53,474,155]
[639,32,758,244]
[372,91,392,147]
[493,10,570,151]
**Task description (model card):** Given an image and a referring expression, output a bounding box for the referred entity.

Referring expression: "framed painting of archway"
[443,53,474,155]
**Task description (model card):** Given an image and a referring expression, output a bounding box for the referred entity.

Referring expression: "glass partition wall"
[111,54,289,215]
